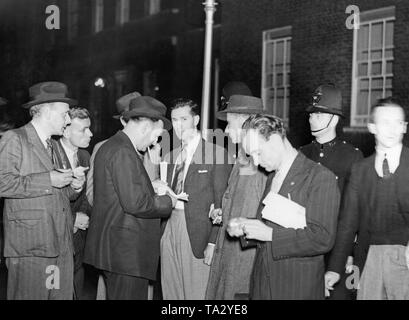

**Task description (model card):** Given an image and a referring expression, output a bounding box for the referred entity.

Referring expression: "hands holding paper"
[152,179,189,208]
[227,217,273,242]
[71,166,89,191]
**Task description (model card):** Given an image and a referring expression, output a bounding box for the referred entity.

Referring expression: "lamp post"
[200,0,217,138]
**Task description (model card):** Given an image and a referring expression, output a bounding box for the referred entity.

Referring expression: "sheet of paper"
[261,192,306,229]
[160,161,168,183]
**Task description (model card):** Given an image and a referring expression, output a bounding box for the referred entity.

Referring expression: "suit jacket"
[328,147,409,275]
[83,131,172,280]
[250,152,340,300]
[163,138,232,259]
[52,139,91,271]
[0,123,77,258]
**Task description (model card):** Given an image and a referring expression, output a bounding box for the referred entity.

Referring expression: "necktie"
[72,151,79,169]
[171,147,187,194]
[382,153,391,179]
[46,138,56,165]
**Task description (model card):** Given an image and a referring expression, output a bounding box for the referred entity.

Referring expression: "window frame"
[261,26,292,125]
[350,6,395,127]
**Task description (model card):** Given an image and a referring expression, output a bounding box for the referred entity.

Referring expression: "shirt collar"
[314,137,338,148]
[376,143,403,160]
[276,146,298,176]
[31,120,50,148]
[182,131,201,157]
[61,138,78,158]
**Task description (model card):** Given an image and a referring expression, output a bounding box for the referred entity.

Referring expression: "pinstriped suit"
[0,123,78,300]
[250,152,340,300]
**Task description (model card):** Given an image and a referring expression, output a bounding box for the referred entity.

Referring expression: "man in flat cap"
[0,81,85,299]
[300,84,363,300]
[205,95,268,300]
[84,96,177,300]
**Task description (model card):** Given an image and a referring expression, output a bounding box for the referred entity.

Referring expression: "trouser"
[73,266,84,300]
[358,245,409,300]
[6,251,74,300]
[103,271,149,300]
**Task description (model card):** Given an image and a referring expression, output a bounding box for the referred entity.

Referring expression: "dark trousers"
[103,271,149,300]
[73,266,85,300]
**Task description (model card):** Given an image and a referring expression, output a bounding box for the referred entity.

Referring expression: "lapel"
[25,123,54,171]
[277,152,308,197]
[185,138,204,184]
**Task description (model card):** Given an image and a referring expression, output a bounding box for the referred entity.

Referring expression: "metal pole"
[200,0,217,138]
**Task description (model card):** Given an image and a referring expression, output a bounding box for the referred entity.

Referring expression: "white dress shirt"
[270,146,298,194]
[375,143,402,177]
[172,131,201,210]
[61,139,79,169]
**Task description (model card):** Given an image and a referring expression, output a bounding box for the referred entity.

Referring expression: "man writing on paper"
[227,114,340,299]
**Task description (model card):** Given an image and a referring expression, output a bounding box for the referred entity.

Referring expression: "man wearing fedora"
[160,98,232,300]
[300,83,363,300]
[85,91,162,299]
[84,96,176,300]
[205,95,268,300]
[0,81,85,299]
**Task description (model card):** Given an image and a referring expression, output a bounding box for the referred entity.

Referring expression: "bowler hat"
[306,84,344,117]
[122,96,172,130]
[217,95,264,121]
[113,91,141,119]
[0,97,7,106]
[22,81,77,109]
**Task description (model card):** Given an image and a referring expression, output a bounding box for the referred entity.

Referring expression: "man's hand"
[72,166,89,179]
[50,169,73,188]
[241,219,273,242]
[204,244,215,266]
[208,203,222,225]
[324,271,341,297]
[227,217,246,237]
[74,211,90,233]
[345,256,354,274]
[71,175,85,191]
[405,242,409,270]
[152,179,169,195]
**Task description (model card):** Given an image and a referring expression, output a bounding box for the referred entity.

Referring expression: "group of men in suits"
[0,78,408,300]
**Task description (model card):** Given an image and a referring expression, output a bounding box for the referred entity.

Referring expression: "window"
[351,6,395,127]
[92,0,104,33]
[67,0,79,41]
[116,0,130,25]
[146,0,161,16]
[262,26,291,124]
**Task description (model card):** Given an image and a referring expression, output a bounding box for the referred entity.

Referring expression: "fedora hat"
[0,97,7,106]
[306,84,344,117]
[217,95,264,121]
[122,96,172,131]
[113,91,141,119]
[22,81,77,109]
